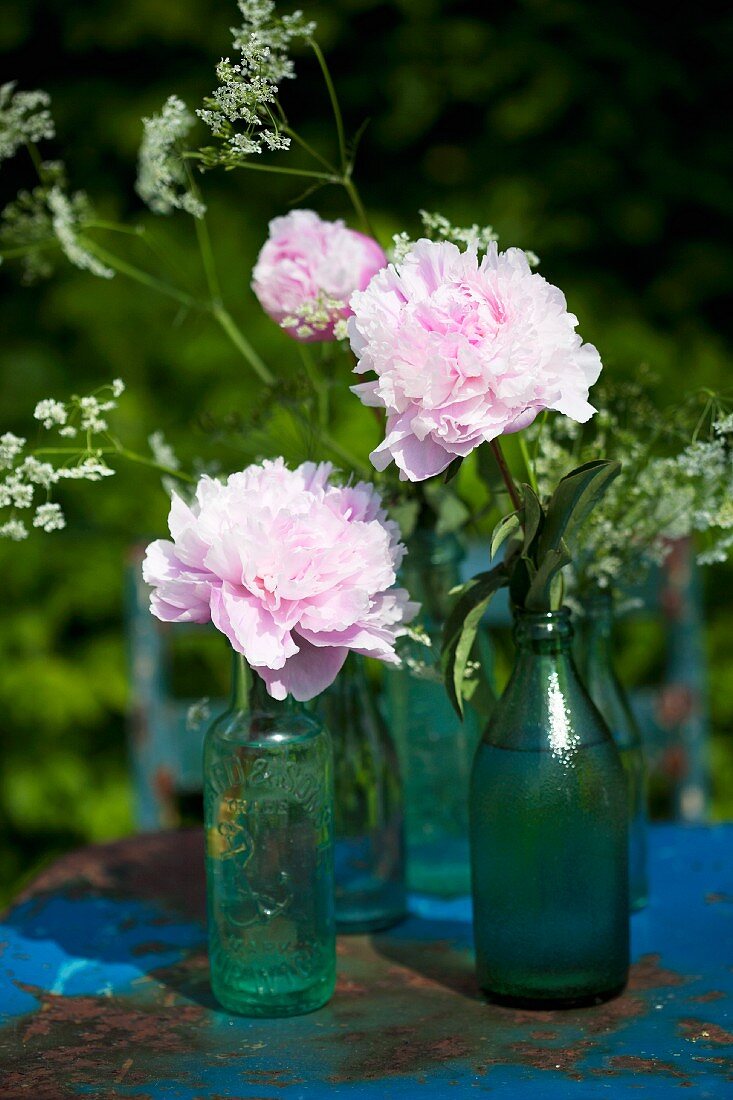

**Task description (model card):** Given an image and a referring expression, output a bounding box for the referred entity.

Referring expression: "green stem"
[342,176,375,237]
[80,239,201,310]
[320,431,370,476]
[187,152,337,183]
[282,126,337,174]
[212,305,276,386]
[0,240,59,261]
[33,446,195,484]
[309,38,347,170]
[489,439,522,512]
[518,434,538,494]
[299,346,329,430]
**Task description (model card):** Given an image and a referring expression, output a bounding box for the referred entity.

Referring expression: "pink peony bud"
[252,209,387,342]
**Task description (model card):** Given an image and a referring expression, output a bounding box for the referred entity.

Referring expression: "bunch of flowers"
[530,394,733,593]
[143,459,417,699]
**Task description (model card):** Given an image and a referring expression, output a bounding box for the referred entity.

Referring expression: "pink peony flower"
[252,209,387,341]
[348,240,603,481]
[142,459,417,701]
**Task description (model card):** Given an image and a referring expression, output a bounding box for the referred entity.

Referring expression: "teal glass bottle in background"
[578,589,648,911]
[470,609,629,1006]
[204,653,335,1016]
[386,528,484,896]
[318,654,406,932]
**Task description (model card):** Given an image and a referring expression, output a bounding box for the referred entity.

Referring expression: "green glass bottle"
[578,590,648,911]
[204,652,335,1017]
[318,654,406,932]
[470,609,629,1006]
[386,528,484,896]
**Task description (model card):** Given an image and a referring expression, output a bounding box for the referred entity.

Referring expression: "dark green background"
[1,0,732,903]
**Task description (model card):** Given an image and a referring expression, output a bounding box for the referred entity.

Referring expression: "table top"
[1,824,732,1099]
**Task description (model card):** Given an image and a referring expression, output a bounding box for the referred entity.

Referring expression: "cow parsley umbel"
[0,82,54,163]
[197,1,316,166]
[530,393,733,593]
[137,96,206,218]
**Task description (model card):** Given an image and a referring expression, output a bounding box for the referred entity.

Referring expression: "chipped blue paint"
[1,825,731,1098]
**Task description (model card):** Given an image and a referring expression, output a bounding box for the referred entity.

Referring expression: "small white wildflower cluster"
[390,211,539,268]
[137,96,206,219]
[0,82,55,163]
[186,697,212,732]
[531,399,733,593]
[282,293,346,340]
[0,380,125,541]
[0,114,113,283]
[47,185,113,278]
[197,1,316,165]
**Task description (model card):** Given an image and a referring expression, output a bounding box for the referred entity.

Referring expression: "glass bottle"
[470,609,629,1006]
[204,652,335,1016]
[318,654,406,932]
[578,590,648,911]
[386,527,484,896]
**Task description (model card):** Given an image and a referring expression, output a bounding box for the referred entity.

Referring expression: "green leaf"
[443,456,464,483]
[490,511,520,559]
[537,460,621,560]
[441,564,508,717]
[521,483,544,556]
[525,538,572,611]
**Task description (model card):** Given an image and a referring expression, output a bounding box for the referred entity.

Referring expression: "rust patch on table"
[7,830,207,923]
[321,938,689,1083]
[688,990,727,1004]
[679,1018,733,1046]
[0,980,206,1099]
[605,1055,689,1078]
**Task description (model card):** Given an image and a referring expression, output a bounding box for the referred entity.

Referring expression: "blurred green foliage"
[1,0,732,903]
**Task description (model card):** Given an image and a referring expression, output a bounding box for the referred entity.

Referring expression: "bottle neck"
[402,529,464,628]
[229,651,274,713]
[513,608,575,657]
[581,590,615,673]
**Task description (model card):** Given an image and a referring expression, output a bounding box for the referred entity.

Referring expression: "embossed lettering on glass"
[204,653,335,1017]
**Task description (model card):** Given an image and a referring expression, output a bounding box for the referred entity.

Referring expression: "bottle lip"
[513,606,573,640]
[513,607,572,622]
[404,528,464,566]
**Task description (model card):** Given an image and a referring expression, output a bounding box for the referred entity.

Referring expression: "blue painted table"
[1,825,732,1099]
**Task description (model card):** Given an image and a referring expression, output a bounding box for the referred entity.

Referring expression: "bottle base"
[479,981,627,1010]
[336,910,407,935]
[211,982,334,1018]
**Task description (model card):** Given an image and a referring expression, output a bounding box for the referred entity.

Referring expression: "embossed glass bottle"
[204,653,335,1016]
[386,528,484,896]
[578,590,648,911]
[318,654,406,932]
[470,609,629,1006]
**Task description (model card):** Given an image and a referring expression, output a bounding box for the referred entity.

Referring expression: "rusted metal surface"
[1,825,732,1098]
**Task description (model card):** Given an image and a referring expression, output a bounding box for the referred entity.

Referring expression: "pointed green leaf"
[537,460,621,559]
[443,456,464,483]
[525,538,572,611]
[521,483,544,556]
[490,511,520,559]
[442,564,508,717]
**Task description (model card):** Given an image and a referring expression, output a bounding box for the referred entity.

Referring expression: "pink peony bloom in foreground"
[142,459,417,701]
[252,209,387,341]
[348,240,603,481]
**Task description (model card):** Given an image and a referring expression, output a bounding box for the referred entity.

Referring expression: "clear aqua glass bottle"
[386,528,484,896]
[318,654,406,932]
[470,609,629,1006]
[204,653,335,1016]
[578,590,648,911]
